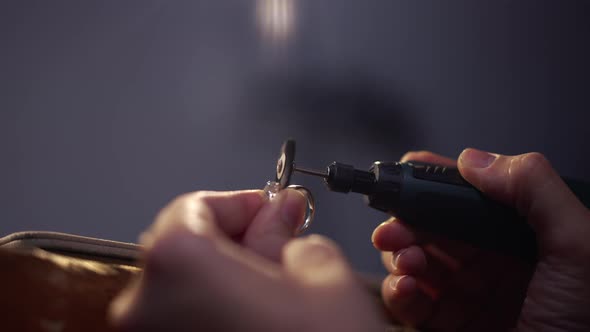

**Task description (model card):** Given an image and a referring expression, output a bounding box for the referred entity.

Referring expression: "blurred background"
[1,1,588,274]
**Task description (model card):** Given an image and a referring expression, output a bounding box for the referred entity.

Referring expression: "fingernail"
[392,248,407,271]
[460,148,497,169]
[279,189,307,231]
[389,275,405,291]
[378,219,394,228]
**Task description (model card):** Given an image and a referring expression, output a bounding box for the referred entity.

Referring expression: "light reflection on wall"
[256,0,296,45]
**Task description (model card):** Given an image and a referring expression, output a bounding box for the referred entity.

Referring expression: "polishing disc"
[275,139,295,189]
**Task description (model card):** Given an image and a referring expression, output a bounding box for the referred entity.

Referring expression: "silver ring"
[286,185,315,234]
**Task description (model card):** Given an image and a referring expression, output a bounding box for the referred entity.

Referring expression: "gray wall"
[1,1,588,274]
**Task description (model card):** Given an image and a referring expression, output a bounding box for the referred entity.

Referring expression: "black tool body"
[323,160,590,262]
[368,161,536,261]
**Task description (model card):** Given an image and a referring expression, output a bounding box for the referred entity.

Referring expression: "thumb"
[457,148,590,254]
[242,189,308,262]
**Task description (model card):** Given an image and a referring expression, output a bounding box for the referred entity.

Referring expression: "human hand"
[109,189,385,331]
[373,149,590,332]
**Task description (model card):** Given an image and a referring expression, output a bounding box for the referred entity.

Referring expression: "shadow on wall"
[245,68,423,152]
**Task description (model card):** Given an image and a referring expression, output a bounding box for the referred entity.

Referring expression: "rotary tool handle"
[368,161,590,262]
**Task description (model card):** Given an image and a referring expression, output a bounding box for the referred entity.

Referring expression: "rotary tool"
[274,139,590,262]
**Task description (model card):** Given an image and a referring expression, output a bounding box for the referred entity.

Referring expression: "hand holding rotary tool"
[274,139,590,262]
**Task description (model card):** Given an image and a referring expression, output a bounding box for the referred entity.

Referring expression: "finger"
[458,149,590,254]
[382,246,455,299]
[420,235,479,267]
[112,190,306,330]
[372,218,418,252]
[141,190,266,247]
[380,245,427,276]
[283,235,385,331]
[373,219,475,273]
[381,274,434,327]
[242,189,308,262]
[111,221,284,331]
[381,253,512,331]
[283,235,356,287]
[401,150,457,166]
[373,219,472,278]
[111,227,232,330]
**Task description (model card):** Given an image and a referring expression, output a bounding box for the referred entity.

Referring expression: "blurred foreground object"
[0,232,140,332]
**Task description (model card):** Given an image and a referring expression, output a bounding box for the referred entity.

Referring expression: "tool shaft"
[294,165,328,178]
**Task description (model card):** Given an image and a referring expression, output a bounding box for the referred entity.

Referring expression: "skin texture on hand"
[109,189,386,332]
[373,149,590,332]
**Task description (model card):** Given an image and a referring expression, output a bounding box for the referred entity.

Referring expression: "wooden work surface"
[0,248,417,332]
[0,248,139,332]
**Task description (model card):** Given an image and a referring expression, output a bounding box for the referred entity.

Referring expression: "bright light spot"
[256,0,296,45]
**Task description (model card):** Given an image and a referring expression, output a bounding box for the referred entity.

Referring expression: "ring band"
[286,185,315,234]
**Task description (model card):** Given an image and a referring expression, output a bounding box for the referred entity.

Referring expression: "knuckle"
[168,191,214,216]
[507,152,556,214]
[508,152,551,181]
[168,192,196,211]
[157,194,196,225]
[510,152,554,188]
[521,152,552,174]
[178,191,208,206]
